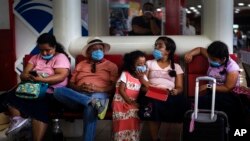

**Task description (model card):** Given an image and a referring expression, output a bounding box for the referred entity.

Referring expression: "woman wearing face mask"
[54,37,118,141]
[185,41,246,140]
[112,50,148,141]
[139,36,186,141]
[0,33,70,141]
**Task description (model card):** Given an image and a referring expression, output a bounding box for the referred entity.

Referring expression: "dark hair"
[207,41,229,74]
[122,50,146,75]
[143,2,154,7]
[155,36,176,77]
[37,33,68,57]
[143,2,154,11]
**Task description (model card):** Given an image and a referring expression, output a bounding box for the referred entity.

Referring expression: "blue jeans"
[54,87,108,141]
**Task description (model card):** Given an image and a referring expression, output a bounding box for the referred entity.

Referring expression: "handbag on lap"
[15,82,48,99]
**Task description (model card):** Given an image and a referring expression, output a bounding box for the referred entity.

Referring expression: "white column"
[53,0,82,51]
[88,0,109,36]
[202,0,234,53]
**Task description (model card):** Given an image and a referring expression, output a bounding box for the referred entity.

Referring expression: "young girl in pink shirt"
[112,50,148,141]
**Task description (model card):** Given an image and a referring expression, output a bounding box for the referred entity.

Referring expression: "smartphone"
[29,71,38,77]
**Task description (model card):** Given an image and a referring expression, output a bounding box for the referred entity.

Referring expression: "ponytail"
[55,43,69,59]
[219,57,229,75]
[168,53,176,77]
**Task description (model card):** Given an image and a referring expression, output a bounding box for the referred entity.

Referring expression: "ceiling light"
[233,24,239,29]
[197,5,202,8]
[190,7,195,10]
[185,9,191,14]
[248,4,250,7]
[156,8,162,12]
[195,11,200,15]
[192,9,198,12]
[238,3,244,6]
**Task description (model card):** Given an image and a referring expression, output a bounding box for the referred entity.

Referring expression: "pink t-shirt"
[70,59,118,89]
[29,53,70,92]
[207,57,240,86]
[146,60,184,90]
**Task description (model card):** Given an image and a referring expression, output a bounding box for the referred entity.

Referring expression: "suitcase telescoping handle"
[194,76,216,120]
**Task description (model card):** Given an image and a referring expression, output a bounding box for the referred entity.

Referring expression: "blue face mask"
[152,49,163,60]
[42,54,54,60]
[136,65,147,72]
[91,50,104,61]
[209,60,221,67]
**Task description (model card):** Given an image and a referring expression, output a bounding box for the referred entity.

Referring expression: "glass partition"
[108,0,202,36]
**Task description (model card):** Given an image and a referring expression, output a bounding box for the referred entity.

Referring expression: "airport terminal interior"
[0,0,250,140]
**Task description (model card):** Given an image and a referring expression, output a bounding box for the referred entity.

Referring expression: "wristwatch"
[207,84,212,89]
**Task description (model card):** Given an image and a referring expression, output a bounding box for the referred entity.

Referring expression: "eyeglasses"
[91,63,96,73]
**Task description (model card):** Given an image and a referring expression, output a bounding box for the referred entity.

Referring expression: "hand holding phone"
[29,71,38,77]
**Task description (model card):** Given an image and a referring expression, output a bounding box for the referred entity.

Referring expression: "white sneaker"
[5,117,30,136]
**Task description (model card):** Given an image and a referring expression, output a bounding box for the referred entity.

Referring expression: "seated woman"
[184,41,246,139]
[54,37,118,141]
[139,36,186,141]
[1,33,70,141]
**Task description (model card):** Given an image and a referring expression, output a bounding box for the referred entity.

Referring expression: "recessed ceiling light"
[192,9,198,12]
[248,4,250,7]
[190,7,195,10]
[156,8,162,12]
[235,8,240,11]
[238,3,244,6]
[185,9,191,14]
[195,11,200,15]
[233,24,239,29]
[197,5,202,8]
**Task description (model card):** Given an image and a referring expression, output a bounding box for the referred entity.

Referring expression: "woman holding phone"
[0,33,70,141]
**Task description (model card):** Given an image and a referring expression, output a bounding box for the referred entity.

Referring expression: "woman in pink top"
[139,36,186,141]
[1,33,70,141]
[54,37,118,141]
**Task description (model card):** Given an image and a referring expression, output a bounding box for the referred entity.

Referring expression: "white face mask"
[136,65,147,73]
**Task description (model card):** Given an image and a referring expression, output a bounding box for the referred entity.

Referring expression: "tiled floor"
[0,59,248,141]
[61,121,182,141]
[0,120,183,141]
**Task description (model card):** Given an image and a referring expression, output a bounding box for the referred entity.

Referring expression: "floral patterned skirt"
[112,94,140,141]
